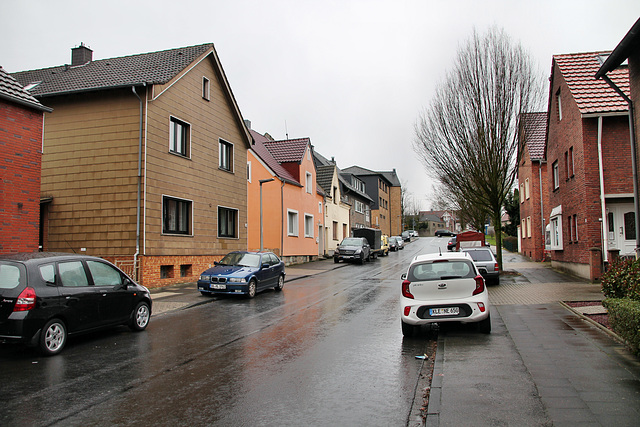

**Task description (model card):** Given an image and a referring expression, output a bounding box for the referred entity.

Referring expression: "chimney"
[244,119,252,130]
[71,42,93,66]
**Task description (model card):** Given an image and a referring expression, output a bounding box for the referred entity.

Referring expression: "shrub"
[603,298,640,356]
[601,258,640,301]
[502,236,518,252]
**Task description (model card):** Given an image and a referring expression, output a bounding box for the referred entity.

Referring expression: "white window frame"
[202,76,210,101]
[522,219,527,238]
[557,90,562,121]
[247,161,252,183]
[525,178,530,200]
[547,205,563,250]
[520,183,525,203]
[219,139,234,172]
[526,216,531,238]
[287,209,299,237]
[306,172,313,194]
[552,161,559,190]
[169,116,191,158]
[318,202,323,214]
[304,214,314,238]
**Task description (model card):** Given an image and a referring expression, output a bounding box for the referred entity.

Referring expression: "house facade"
[339,171,373,231]
[248,128,323,263]
[517,112,549,261]
[342,166,395,236]
[13,43,252,287]
[546,51,633,280]
[0,67,52,253]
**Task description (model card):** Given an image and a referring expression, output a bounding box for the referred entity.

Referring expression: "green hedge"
[502,236,518,252]
[601,258,640,301]
[603,298,640,356]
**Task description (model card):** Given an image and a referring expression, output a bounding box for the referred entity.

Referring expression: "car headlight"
[355,249,362,254]
[334,249,340,254]
[200,275,210,281]
[228,277,246,283]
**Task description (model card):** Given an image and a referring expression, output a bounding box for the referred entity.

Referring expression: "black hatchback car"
[0,252,152,356]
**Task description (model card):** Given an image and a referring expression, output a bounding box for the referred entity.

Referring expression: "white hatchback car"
[400,252,491,335]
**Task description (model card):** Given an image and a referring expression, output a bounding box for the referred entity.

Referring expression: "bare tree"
[414,27,543,269]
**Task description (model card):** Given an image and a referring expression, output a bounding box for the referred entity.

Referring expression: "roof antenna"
[438,247,442,256]
[285,120,289,140]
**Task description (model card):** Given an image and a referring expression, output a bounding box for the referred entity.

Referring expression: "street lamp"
[259,178,275,251]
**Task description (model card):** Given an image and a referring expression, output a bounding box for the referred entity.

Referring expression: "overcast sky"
[2,1,639,210]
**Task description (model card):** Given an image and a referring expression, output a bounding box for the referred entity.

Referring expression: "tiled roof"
[553,51,629,114]
[521,112,547,160]
[316,165,335,192]
[249,129,299,185]
[11,44,213,97]
[0,66,51,111]
[263,138,310,163]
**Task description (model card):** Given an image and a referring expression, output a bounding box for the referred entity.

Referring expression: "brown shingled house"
[12,43,252,287]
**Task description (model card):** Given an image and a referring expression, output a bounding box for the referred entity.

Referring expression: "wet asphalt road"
[0,238,443,426]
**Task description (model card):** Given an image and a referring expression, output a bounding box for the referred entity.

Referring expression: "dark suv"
[0,252,152,355]
[334,237,371,264]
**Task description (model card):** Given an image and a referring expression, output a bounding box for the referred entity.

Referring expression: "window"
[247,161,252,183]
[552,161,559,190]
[202,77,210,100]
[306,172,313,194]
[520,183,525,203]
[219,139,233,172]
[87,261,123,286]
[318,202,323,214]
[169,116,190,157]
[59,261,89,287]
[163,196,191,235]
[355,200,364,214]
[218,206,238,238]
[556,90,562,121]
[573,214,578,241]
[568,215,573,242]
[608,212,615,240]
[569,147,574,177]
[525,178,530,200]
[526,216,531,238]
[522,219,527,238]
[564,151,569,180]
[547,205,563,250]
[180,264,192,277]
[625,212,636,240]
[304,214,314,238]
[332,221,338,240]
[343,224,348,239]
[288,210,299,236]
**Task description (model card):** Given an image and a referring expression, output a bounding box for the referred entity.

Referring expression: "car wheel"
[247,279,257,298]
[39,319,67,356]
[274,275,284,291]
[360,255,365,265]
[401,321,415,337]
[129,301,151,331]
[478,314,491,334]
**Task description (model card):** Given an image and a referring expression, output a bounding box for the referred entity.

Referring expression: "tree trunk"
[494,212,503,271]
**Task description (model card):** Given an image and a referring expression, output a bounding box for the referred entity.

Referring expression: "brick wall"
[0,100,43,253]
[518,149,549,261]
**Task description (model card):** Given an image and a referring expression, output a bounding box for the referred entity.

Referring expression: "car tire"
[401,321,415,337]
[334,257,339,263]
[478,314,491,334]
[39,318,67,356]
[360,256,365,265]
[129,301,151,331]
[274,275,284,291]
[247,279,257,298]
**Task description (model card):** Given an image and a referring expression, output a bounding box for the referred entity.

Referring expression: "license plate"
[211,284,226,290]
[430,307,459,316]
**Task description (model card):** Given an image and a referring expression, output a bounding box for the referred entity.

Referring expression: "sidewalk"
[149,257,346,316]
[426,252,640,427]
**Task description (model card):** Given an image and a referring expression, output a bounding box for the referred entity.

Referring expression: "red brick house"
[546,51,633,281]
[0,67,52,253]
[517,112,549,261]
[595,17,640,258]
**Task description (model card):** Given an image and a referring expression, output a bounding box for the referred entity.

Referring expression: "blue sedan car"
[197,251,285,298]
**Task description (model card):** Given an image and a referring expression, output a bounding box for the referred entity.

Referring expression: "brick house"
[546,51,632,281]
[595,17,640,257]
[247,127,324,263]
[517,112,549,261]
[418,212,446,236]
[0,67,52,253]
[12,43,252,287]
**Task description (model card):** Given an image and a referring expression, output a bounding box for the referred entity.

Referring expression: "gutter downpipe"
[538,160,546,257]
[281,179,285,258]
[132,85,144,279]
[599,74,640,257]
[597,116,609,264]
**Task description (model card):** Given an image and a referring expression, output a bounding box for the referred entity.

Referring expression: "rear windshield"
[464,250,493,262]
[408,260,476,282]
[0,262,24,289]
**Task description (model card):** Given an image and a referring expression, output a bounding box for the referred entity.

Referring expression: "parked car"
[390,236,404,250]
[0,252,152,356]
[389,236,399,251]
[435,229,456,237]
[198,251,285,298]
[409,230,419,237]
[447,236,457,251]
[402,231,411,242]
[334,237,371,264]
[462,247,500,286]
[400,252,490,336]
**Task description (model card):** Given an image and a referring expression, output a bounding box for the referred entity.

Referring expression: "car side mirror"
[262,263,270,270]
[214,261,220,266]
[401,273,407,280]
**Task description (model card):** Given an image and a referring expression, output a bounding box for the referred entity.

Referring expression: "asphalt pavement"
[147,244,640,426]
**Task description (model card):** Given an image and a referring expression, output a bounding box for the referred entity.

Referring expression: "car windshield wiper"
[440,275,462,279]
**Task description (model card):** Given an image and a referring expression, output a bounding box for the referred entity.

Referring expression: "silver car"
[461,247,500,286]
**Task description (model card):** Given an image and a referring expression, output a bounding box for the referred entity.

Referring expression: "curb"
[559,301,626,345]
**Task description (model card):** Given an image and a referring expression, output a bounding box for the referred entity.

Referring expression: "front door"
[607,203,636,257]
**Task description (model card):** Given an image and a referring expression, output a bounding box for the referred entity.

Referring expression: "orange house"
[247,127,324,264]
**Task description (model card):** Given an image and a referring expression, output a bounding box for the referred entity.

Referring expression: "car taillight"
[402,280,414,299]
[404,306,411,316]
[494,263,499,272]
[477,302,486,312]
[14,287,36,312]
[472,275,485,296]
